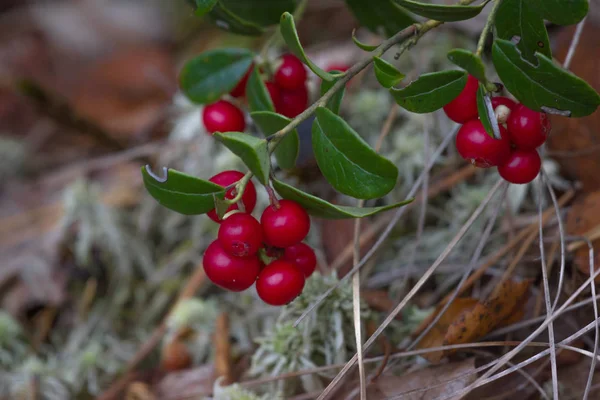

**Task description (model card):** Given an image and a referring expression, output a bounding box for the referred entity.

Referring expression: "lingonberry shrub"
[218,213,263,257]
[442,75,479,123]
[498,150,542,184]
[274,54,307,90]
[283,242,317,277]
[256,260,306,306]
[261,199,310,248]
[207,170,257,223]
[202,240,261,292]
[506,104,551,150]
[202,100,245,134]
[456,120,511,168]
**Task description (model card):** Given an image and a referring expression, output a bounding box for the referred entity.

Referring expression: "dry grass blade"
[563,17,587,69]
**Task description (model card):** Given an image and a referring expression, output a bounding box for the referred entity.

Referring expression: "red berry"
[498,150,541,184]
[506,104,550,150]
[265,81,281,107]
[491,96,517,111]
[203,240,260,292]
[283,243,317,277]
[256,260,305,306]
[275,85,308,118]
[207,170,257,223]
[218,213,263,257]
[274,54,307,90]
[443,75,479,123]
[456,120,511,168]
[202,100,245,134]
[261,200,310,248]
[230,66,252,98]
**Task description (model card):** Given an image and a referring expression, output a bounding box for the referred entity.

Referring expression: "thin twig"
[580,236,598,400]
[563,17,587,69]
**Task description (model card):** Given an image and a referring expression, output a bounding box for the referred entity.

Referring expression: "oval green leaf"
[476,84,500,138]
[250,111,299,170]
[213,132,270,184]
[529,0,588,26]
[393,0,490,22]
[495,0,551,63]
[246,67,274,112]
[373,56,405,89]
[193,0,218,16]
[320,72,346,114]
[180,48,254,104]
[447,49,486,82]
[492,39,600,118]
[207,3,264,36]
[280,13,334,81]
[312,107,398,200]
[219,0,296,26]
[346,0,414,38]
[272,179,413,219]
[141,166,225,215]
[390,70,467,113]
[352,30,379,51]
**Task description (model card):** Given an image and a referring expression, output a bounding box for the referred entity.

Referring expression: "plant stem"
[258,0,310,62]
[476,0,503,57]
[224,171,254,205]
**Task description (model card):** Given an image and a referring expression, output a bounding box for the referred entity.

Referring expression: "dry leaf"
[125,382,156,400]
[566,190,600,281]
[153,364,214,400]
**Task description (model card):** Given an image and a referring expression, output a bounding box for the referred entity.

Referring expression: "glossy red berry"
[256,260,305,306]
[265,81,281,107]
[506,104,550,150]
[456,120,511,168]
[261,200,310,248]
[276,85,309,118]
[203,240,260,292]
[207,170,257,223]
[443,75,479,123]
[274,54,307,90]
[498,150,541,184]
[283,243,317,277]
[230,66,252,98]
[491,96,517,111]
[202,100,245,134]
[218,213,263,257]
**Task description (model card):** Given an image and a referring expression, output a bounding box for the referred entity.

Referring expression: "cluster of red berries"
[202,170,317,306]
[202,54,310,135]
[445,76,550,184]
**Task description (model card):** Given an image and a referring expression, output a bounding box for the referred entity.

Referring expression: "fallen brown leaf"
[566,190,600,281]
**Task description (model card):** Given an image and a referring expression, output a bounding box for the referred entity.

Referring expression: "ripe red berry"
[261,200,310,248]
[283,243,317,277]
[265,81,281,107]
[230,66,252,98]
[256,260,305,306]
[218,213,263,257]
[506,104,550,150]
[207,170,257,223]
[274,54,307,90]
[203,240,260,292]
[498,150,541,184]
[456,120,511,168]
[443,75,479,123]
[202,100,245,134]
[491,96,517,111]
[161,340,192,372]
[275,85,309,118]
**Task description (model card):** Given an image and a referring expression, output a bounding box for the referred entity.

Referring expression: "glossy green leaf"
[250,111,299,170]
[373,56,405,88]
[390,70,467,113]
[352,30,379,51]
[495,0,551,63]
[393,0,490,22]
[312,107,398,200]
[180,48,254,104]
[346,0,414,37]
[476,84,496,138]
[141,166,225,215]
[447,49,486,82]
[529,0,588,26]
[207,3,264,36]
[193,0,218,16]
[272,179,413,219]
[219,0,296,26]
[492,39,600,117]
[213,132,270,184]
[246,67,274,112]
[280,12,334,81]
[319,72,346,114]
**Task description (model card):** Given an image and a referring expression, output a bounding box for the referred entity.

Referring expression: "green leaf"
[213,132,270,184]
[272,179,413,219]
[492,39,600,117]
[207,3,264,36]
[529,0,588,26]
[477,84,496,138]
[141,166,225,215]
[390,70,467,113]
[219,0,296,26]
[447,49,486,82]
[280,12,334,81]
[320,72,346,114]
[250,111,299,170]
[352,30,379,51]
[246,67,274,112]
[345,0,414,37]
[373,56,405,88]
[495,0,551,63]
[193,0,218,16]
[312,107,398,200]
[393,0,490,22]
[180,48,254,104]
